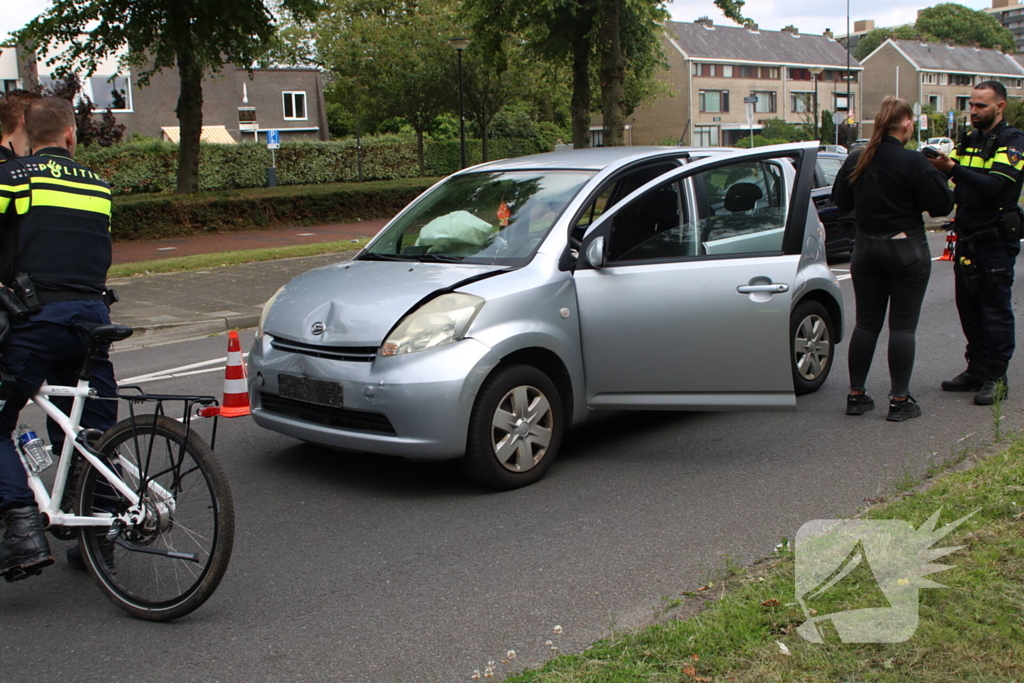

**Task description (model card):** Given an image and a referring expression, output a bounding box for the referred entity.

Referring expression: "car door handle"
[737,283,789,294]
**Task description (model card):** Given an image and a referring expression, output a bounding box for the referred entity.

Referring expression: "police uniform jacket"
[0,147,112,298]
[949,119,1024,234]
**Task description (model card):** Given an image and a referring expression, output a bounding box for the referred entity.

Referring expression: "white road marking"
[156,247,178,251]
[119,353,248,385]
[297,232,316,236]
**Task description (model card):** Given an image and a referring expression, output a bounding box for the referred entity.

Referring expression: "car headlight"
[256,286,286,341]
[381,293,484,357]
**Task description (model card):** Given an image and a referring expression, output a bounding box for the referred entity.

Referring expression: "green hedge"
[110,178,439,242]
[79,136,549,196]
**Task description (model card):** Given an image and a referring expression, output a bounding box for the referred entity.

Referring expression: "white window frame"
[283,91,308,121]
[87,73,133,113]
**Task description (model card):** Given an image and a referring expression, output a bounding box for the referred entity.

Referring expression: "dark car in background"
[812,151,856,259]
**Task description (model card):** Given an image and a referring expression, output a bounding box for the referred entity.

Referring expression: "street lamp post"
[810,67,824,140]
[449,37,471,169]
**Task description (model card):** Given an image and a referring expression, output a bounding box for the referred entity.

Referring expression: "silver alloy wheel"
[491,385,554,473]
[794,313,831,381]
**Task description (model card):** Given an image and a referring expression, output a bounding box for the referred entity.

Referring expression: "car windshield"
[362,170,595,265]
[927,138,943,144]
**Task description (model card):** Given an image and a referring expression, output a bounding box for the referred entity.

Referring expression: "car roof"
[465,146,740,173]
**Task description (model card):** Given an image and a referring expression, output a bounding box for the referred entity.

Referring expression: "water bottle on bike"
[15,424,52,474]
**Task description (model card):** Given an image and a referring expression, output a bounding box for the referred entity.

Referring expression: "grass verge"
[109,238,369,278]
[505,434,1024,682]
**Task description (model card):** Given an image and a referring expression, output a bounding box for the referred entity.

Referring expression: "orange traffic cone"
[939,231,957,261]
[213,331,251,418]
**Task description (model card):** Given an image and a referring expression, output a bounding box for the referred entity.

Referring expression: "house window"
[791,92,814,113]
[788,68,811,80]
[283,91,307,120]
[693,125,719,146]
[834,92,850,111]
[739,65,752,78]
[722,65,733,78]
[928,95,941,110]
[3,80,19,93]
[922,72,938,85]
[949,74,974,86]
[751,90,776,113]
[957,95,970,111]
[699,90,729,113]
[766,67,780,79]
[692,62,701,75]
[89,74,132,111]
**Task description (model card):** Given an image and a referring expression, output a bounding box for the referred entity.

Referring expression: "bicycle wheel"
[76,414,235,621]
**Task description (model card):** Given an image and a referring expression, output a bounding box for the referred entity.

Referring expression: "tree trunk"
[175,48,204,194]
[598,0,626,146]
[481,121,489,162]
[415,128,425,176]
[570,32,591,149]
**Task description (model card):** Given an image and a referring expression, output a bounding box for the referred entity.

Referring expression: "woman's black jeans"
[848,232,932,397]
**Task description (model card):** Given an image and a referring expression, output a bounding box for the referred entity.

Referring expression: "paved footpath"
[109,220,387,349]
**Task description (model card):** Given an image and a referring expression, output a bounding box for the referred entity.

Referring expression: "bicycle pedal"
[2,557,53,582]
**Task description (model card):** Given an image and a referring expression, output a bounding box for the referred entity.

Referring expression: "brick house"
[0,44,329,143]
[627,19,863,147]
[860,39,1024,137]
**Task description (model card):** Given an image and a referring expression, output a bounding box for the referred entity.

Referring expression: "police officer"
[0,90,40,161]
[0,96,118,582]
[929,80,1024,406]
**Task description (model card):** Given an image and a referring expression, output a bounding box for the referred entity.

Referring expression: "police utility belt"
[0,273,119,323]
[955,207,1024,245]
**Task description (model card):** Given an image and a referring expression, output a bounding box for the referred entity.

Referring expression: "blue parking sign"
[266,129,280,149]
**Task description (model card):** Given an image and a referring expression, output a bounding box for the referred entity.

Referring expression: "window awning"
[161,125,237,144]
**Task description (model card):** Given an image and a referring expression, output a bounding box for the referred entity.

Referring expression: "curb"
[115,314,261,351]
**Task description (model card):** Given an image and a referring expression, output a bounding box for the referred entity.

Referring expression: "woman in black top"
[832,96,954,421]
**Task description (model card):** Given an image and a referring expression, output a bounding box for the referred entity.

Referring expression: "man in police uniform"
[0,97,117,581]
[929,80,1024,406]
[0,90,40,161]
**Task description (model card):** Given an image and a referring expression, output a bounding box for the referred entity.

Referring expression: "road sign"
[913,102,922,116]
[832,111,844,125]
[743,96,758,104]
[948,111,955,128]
[266,129,280,149]
[919,114,928,129]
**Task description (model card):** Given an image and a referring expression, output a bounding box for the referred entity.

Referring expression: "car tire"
[462,364,564,490]
[791,300,834,396]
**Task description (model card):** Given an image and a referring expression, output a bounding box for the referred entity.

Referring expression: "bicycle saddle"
[74,321,134,343]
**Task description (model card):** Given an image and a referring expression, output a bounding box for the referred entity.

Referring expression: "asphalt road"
[2,233,1021,682]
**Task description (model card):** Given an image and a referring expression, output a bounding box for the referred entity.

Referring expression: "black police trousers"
[0,301,117,512]
[848,232,932,397]
[954,234,1020,364]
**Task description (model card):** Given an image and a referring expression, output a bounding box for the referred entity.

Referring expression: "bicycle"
[15,322,235,621]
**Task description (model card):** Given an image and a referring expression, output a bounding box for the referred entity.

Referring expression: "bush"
[110,178,438,242]
[78,135,550,195]
[732,135,791,148]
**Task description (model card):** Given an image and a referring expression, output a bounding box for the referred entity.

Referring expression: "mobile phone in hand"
[922,146,941,159]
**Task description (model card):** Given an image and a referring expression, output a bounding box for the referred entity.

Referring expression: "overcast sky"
[0,0,1002,45]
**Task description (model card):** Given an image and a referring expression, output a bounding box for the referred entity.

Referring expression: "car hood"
[264,259,504,346]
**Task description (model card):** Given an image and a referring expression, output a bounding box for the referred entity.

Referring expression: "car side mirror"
[585,236,606,269]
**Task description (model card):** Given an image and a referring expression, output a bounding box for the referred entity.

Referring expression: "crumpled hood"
[263,259,503,346]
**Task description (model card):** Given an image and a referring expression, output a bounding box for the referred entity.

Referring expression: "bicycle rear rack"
[116,386,221,451]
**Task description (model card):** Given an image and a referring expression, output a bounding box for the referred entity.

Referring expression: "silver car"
[248,142,843,489]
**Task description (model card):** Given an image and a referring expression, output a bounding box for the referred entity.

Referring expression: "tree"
[21,0,323,194]
[820,109,835,146]
[916,3,1015,52]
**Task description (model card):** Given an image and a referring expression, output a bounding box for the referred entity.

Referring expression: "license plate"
[278,374,344,408]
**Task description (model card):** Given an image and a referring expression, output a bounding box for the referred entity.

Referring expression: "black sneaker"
[887,395,922,422]
[846,393,875,415]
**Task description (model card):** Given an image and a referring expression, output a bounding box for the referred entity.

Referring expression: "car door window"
[572,161,679,242]
[607,180,689,261]
[817,157,844,187]
[693,159,788,256]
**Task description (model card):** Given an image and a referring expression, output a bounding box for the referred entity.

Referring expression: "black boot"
[0,506,54,582]
[975,360,1009,406]
[942,355,985,392]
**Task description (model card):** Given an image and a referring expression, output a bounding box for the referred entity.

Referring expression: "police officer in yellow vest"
[929,80,1024,406]
[0,97,118,582]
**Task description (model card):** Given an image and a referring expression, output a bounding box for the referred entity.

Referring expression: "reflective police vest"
[950,120,1024,232]
[0,147,112,295]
